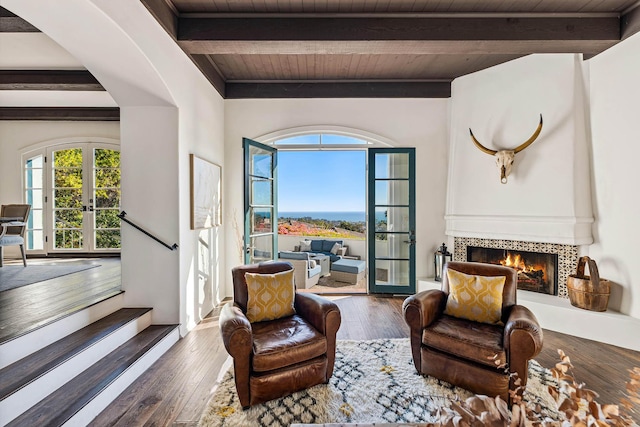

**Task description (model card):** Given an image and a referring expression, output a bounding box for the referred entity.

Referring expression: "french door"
[243,138,278,264]
[368,148,416,294]
[46,143,121,253]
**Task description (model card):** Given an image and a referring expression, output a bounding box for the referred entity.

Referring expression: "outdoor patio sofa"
[294,239,347,262]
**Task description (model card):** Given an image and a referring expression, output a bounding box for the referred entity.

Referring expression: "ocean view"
[279,211,366,222]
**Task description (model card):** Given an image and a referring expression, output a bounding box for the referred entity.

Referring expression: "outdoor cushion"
[299,240,312,252]
[322,239,342,252]
[308,264,322,278]
[331,258,365,274]
[310,240,324,252]
[279,251,310,260]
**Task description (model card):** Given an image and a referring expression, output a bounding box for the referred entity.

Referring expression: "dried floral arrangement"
[436,350,639,427]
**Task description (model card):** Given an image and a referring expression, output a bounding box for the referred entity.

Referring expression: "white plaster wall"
[588,32,640,320]
[4,0,225,335]
[224,98,449,298]
[0,121,120,202]
[447,54,594,245]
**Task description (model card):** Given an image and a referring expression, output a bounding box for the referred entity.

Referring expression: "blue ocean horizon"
[279,211,366,222]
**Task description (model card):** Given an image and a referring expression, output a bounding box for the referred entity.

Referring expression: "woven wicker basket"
[567,256,610,312]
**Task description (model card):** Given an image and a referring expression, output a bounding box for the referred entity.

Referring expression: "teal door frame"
[243,138,278,264]
[367,148,416,294]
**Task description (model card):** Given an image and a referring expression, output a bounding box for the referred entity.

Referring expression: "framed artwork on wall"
[190,154,221,229]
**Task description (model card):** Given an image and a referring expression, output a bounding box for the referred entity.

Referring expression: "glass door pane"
[93,148,121,250]
[52,148,85,250]
[368,149,416,294]
[24,154,45,250]
[243,138,277,264]
[47,144,121,253]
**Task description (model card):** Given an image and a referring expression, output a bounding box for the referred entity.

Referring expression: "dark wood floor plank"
[0,259,121,343]
[8,324,177,427]
[0,308,151,401]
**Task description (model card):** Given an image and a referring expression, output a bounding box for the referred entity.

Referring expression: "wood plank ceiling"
[3,1,640,105]
[144,0,640,98]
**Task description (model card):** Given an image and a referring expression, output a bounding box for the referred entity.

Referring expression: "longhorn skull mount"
[469,114,543,184]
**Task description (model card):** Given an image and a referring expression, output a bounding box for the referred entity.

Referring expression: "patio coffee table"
[309,254,330,277]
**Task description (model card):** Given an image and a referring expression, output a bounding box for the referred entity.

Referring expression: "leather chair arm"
[504,304,544,358]
[219,301,253,358]
[402,290,447,330]
[294,292,341,336]
[504,304,544,397]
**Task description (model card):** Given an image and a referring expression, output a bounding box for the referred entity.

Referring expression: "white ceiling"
[0,33,116,107]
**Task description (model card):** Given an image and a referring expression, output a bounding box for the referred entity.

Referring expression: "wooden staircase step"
[6,324,178,427]
[0,289,125,370]
[0,307,151,402]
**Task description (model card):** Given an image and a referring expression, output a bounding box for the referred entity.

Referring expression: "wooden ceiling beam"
[225,81,451,99]
[180,40,618,55]
[178,16,620,55]
[0,7,39,32]
[0,70,104,91]
[622,5,640,39]
[190,55,226,97]
[140,0,178,39]
[0,107,119,121]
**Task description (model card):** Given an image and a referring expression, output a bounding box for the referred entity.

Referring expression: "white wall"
[0,121,120,202]
[224,98,450,298]
[447,54,594,245]
[4,0,225,335]
[588,32,640,319]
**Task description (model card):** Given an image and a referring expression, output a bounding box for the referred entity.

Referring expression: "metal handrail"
[118,211,178,251]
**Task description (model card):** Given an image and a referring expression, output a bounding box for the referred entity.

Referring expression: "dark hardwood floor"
[2,260,638,425]
[0,258,121,344]
[93,295,640,426]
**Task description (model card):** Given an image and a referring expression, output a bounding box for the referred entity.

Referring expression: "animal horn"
[513,114,543,154]
[469,128,497,155]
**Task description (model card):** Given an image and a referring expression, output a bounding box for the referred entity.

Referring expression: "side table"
[310,254,330,277]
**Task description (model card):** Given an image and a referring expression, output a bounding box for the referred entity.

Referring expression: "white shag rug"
[199,338,560,427]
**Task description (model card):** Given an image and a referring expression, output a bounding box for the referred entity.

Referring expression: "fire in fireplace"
[466,246,558,295]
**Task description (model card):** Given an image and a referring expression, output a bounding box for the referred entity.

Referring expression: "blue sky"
[277,151,366,212]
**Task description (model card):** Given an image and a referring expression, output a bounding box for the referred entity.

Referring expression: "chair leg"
[0,246,3,268]
[20,244,27,267]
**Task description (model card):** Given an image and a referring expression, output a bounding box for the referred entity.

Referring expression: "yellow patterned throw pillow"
[444,269,506,324]
[245,269,296,323]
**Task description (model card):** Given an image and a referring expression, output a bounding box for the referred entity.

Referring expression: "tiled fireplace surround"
[453,237,578,299]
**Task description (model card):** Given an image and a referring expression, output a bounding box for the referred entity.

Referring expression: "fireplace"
[454,237,577,298]
[466,246,559,296]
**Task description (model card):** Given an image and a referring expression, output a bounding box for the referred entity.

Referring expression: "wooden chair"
[0,204,31,267]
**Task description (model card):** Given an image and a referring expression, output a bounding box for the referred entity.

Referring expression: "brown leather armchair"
[403,261,543,403]
[220,261,342,408]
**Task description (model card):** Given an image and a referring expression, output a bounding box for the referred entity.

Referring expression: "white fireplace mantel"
[445,214,594,246]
